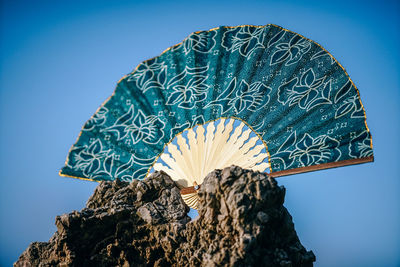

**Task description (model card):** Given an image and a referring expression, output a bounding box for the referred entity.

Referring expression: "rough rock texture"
[16,166,315,266]
[178,166,315,266]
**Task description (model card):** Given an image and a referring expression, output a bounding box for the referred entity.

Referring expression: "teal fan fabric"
[60,24,373,182]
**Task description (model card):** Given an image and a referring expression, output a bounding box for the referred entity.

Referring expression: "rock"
[177,166,315,266]
[15,166,315,266]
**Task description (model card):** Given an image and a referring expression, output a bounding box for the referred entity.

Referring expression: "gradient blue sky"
[1,0,399,266]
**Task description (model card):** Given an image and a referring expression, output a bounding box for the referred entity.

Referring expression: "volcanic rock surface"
[15,166,315,266]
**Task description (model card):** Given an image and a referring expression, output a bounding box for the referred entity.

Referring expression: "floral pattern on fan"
[205,77,271,115]
[267,29,286,48]
[270,35,311,66]
[102,105,165,145]
[127,58,166,93]
[222,26,266,58]
[271,131,341,169]
[179,30,217,55]
[334,80,364,119]
[169,115,205,139]
[68,139,156,180]
[69,139,113,179]
[278,68,331,111]
[112,155,157,181]
[165,65,210,109]
[83,107,108,131]
[349,130,373,159]
[311,50,335,65]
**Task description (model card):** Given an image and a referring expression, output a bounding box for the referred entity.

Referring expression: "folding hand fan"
[60,24,373,209]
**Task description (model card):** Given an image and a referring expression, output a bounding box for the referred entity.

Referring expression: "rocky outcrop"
[15,166,315,266]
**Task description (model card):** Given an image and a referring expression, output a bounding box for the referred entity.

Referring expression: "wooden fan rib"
[176,135,195,179]
[217,123,249,167]
[153,119,271,196]
[211,119,236,169]
[205,119,226,173]
[244,153,269,168]
[153,163,184,185]
[187,128,200,183]
[181,193,198,209]
[160,149,194,185]
[239,136,259,155]
[203,122,216,181]
[244,144,265,159]
[251,162,270,172]
[196,125,206,182]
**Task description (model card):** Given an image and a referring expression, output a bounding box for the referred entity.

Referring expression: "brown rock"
[15,166,315,266]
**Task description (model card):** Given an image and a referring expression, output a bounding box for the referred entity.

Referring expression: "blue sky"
[0,0,399,266]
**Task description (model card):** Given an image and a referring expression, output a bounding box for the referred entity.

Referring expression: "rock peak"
[15,166,315,266]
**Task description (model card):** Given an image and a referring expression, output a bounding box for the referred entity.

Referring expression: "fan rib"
[196,125,206,181]
[155,119,270,197]
[176,134,196,183]
[187,128,200,183]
